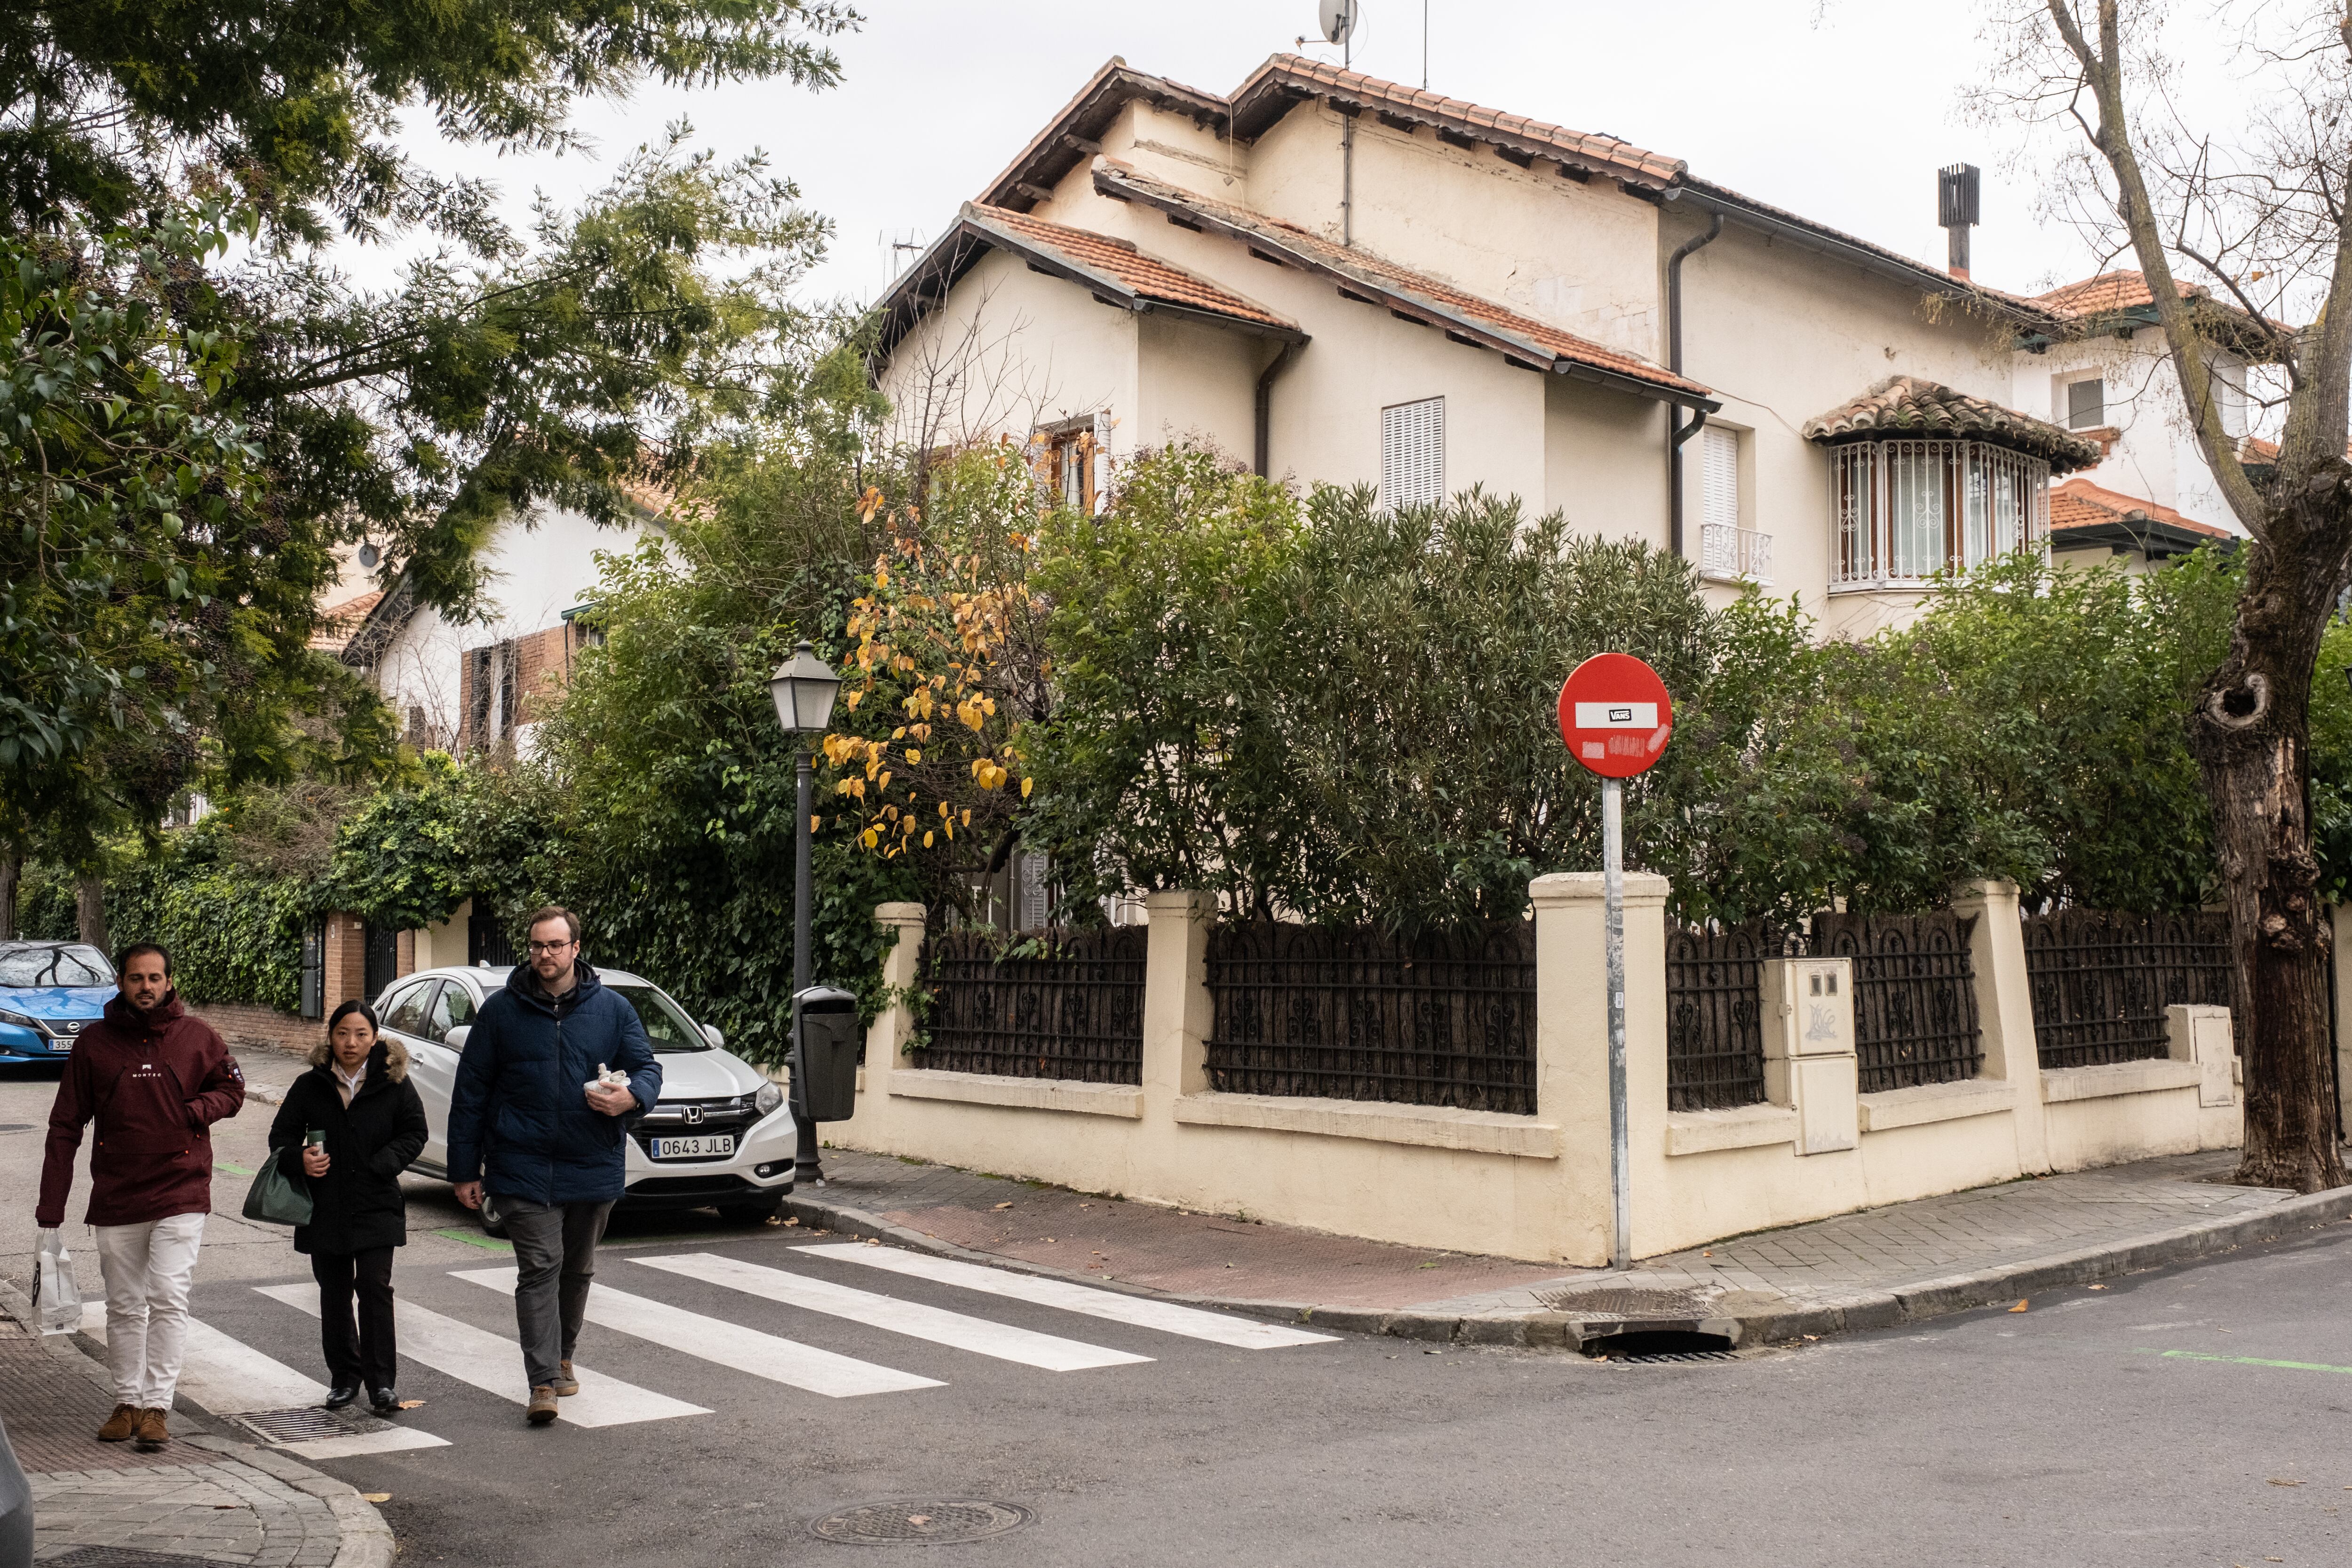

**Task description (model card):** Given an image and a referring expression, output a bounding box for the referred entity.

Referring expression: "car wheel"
[718,1194,785,1225]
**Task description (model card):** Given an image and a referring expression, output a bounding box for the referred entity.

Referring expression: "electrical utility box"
[790,986,863,1124]
[1761,958,1860,1155]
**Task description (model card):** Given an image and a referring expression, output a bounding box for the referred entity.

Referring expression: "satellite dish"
[358,541,380,569]
[1319,0,1357,47]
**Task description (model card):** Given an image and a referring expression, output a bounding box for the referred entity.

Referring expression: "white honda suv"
[372,965,797,1224]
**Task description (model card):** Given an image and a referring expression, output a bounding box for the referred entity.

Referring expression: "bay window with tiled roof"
[1803,377,2106,589]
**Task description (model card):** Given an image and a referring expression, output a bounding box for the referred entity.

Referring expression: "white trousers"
[92,1212,207,1408]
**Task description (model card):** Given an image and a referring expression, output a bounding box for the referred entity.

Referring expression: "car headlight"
[754,1081,782,1117]
[0,1008,39,1031]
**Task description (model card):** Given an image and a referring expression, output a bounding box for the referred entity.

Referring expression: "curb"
[783,1177,2352,1352]
[0,1276,394,1568]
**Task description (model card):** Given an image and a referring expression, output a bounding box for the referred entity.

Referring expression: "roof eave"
[2054,518,2234,557]
[980,59,1232,212]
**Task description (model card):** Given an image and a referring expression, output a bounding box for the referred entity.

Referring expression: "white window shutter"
[1381,398,1445,510]
[1091,409,1112,515]
[1702,426,1739,531]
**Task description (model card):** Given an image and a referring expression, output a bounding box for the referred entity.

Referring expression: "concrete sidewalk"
[0,1281,391,1568]
[788,1145,2352,1349]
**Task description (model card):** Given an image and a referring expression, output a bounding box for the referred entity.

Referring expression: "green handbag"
[242,1146,315,1226]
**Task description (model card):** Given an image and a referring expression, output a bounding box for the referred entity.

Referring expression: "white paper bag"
[35,1227,81,1336]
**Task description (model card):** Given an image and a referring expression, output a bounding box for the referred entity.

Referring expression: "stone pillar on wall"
[319,912,367,1012]
[1531,870,1670,1267]
[1141,891,1216,1122]
[1951,878,2050,1175]
[858,903,927,1106]
[2330,905,2352,1141]
[395,929,416,980]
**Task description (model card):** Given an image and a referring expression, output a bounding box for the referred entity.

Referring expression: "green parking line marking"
[2136,1348,2352,1376]
[433,1227,514,1253]
[215,1162,252,1176]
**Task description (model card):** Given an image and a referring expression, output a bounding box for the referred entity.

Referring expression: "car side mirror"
[700,1022,724,1050]
[444,1025,471,1051]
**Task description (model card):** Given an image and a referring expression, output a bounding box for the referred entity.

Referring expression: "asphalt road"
[7,1060,2352,1568]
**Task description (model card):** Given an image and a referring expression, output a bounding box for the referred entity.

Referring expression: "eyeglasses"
[526,939,576,955]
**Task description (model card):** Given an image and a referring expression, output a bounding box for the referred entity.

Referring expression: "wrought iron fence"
[1205,923,1537,1114]
[2022,909,2232,1070]
[914,926,1147,1085]
[1811,910,1983,1092]
[1665,925,1799,1111]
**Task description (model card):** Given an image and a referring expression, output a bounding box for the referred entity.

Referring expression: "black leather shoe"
[325,1385,359,1410]
[368,1386,399,1415]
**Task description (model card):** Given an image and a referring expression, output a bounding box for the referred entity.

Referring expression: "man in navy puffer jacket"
[447,906,660,1426]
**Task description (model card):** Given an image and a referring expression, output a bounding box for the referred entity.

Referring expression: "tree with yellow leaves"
[822,442,1050,900]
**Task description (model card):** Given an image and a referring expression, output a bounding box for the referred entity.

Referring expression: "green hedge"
[19,860,306,1011]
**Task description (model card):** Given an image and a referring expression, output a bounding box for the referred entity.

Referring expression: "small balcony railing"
[1700,523,1772,584]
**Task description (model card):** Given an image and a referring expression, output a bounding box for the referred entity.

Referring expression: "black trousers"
[311,1247,397,1391]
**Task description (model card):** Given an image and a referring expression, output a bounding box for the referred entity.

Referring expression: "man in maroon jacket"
[34,943,246,1451]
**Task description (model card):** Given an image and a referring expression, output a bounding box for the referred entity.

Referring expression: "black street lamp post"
[768,640,842,1186]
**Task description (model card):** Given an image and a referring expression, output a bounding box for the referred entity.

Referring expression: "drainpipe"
[1665,211,1724,558]
[1254,341,1301,478]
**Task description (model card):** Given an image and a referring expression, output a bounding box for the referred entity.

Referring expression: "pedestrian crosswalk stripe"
[448,1267,945,1399]
[255,1284,707,1428]
[633,1252,1153,1372]
[796,1244,1341,1350]
[79,1302,449,1457]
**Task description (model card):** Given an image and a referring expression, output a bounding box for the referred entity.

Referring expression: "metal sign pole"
[1603,775,1629,1271]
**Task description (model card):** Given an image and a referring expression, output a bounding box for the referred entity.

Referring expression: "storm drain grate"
[1602,1349,1740,1364]
[42,1550,227,1568]
[1537,1287,1714,1317]
[0,1123,36,1134]
[235,1406,393,1445]
[810,1499,1033,1545]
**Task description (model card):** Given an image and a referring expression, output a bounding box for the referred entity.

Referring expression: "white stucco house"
[327,505,649,754]
[872,54,2272,635]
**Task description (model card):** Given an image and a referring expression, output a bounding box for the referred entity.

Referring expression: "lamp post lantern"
[769,640,841,1186]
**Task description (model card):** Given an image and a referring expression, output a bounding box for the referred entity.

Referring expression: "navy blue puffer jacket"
[445,962,661,1205]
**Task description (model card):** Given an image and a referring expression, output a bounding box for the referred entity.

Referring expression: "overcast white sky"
[390,1,2149,310]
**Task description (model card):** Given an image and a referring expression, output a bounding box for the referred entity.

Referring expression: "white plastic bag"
[35,1228,80,1336]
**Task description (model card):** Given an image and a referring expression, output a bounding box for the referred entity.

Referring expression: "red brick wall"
[320,912,366,1012]
[190,1003,318,1064]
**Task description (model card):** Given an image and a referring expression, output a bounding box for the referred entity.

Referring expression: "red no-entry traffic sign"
[1557,653,1674,779]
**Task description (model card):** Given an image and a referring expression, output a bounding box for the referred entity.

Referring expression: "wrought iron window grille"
[915,926,1146,1085]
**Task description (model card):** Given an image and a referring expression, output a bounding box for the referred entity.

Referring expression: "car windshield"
[607,984,711,1054]
[0,944,115,989]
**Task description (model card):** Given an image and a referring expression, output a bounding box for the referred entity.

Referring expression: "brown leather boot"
[553,1361,580,1396]
[526,1385,559,1425]
[133,1407,170,1451]
[96,1403,140,1442]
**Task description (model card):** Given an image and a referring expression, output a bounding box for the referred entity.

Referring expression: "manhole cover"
[810,1499,1032,1545]
[1538,1287,1714,1317]
[236,1406,393,1445]
[43,1550,225,1567]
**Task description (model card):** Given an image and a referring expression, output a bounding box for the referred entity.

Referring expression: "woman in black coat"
[267,999,429,1413]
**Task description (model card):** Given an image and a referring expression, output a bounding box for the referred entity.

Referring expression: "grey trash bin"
[791,986,863,1124]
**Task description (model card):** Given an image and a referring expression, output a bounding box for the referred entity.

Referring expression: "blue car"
[0,941,114,1065]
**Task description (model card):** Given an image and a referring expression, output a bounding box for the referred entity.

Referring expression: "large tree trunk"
[75,875,106,951]
[2194,521,2350,1193]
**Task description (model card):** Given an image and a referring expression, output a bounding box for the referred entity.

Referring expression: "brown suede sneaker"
[526,1385,559,1425]
[133,1407,170,1451]
[96,1403,140,1442]
[553,1361,580,1397]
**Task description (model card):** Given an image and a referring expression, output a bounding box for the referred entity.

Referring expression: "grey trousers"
[501,1197,615,1390]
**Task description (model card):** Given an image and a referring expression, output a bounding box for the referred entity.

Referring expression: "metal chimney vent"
[1938,163,1981,228]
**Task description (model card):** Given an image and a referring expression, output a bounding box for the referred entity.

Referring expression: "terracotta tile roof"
[310,590,384,653]
[2032,270,2204,318]
[2049,477,2232,539]
[966,203,1294,330]
[1092,160,1710,402]
[1802,376,2104,472]
[1230,55,1685,188]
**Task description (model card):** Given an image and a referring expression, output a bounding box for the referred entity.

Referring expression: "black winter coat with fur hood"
[268,1038,429,1255]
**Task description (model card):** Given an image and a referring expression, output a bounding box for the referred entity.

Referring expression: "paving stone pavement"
[1,1281,389,1568]
[800,1143,2352,1337]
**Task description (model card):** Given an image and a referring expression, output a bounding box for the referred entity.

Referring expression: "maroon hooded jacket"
[36,991,246,1228]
